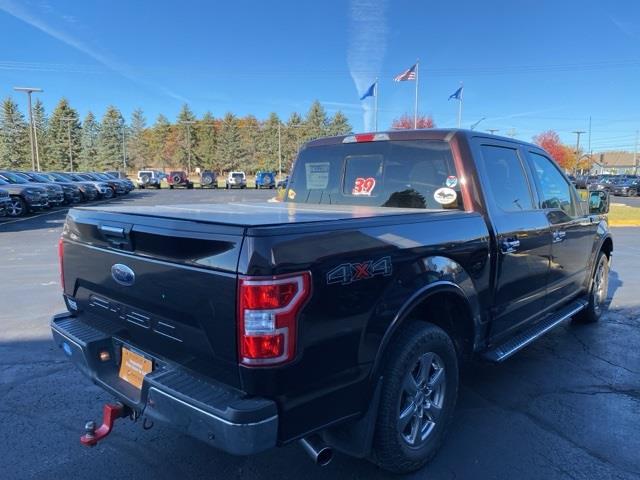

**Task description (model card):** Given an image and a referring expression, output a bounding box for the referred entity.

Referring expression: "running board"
[482,299,588,362]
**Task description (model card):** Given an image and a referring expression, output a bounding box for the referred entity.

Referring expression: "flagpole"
[414,60,419,129]
[457,82,463,128]
[374,78,379,132]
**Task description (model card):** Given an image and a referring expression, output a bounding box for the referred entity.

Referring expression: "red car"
[167,171,194,189]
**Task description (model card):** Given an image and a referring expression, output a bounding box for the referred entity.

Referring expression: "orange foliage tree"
[391,114,435,129]
[533,130,574,170]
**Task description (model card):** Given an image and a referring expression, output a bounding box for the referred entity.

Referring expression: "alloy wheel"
[8,198,23,217]
[592,255,609,316]
[398,352,446,448]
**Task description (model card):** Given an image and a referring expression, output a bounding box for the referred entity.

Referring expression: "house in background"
[591,151,638,174]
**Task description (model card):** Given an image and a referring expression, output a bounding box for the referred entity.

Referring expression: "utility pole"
[122,125,127,172]
[634,130,639,175]
[61,117,75,172]
[487,129,499,135]
[277,122,282,180]
[181,120,195,173]
[572,130,586,174]
[13,87,43,171]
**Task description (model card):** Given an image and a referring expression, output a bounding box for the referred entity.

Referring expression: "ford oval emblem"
[111,263,135,286]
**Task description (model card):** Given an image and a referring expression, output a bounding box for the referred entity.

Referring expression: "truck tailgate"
[61,208,244,387]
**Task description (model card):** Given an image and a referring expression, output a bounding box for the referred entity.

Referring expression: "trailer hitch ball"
[80,403,131,447]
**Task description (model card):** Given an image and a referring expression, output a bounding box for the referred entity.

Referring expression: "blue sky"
[1,0,639,152]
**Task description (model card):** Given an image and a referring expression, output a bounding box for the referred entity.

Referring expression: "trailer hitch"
[80,402,132,447]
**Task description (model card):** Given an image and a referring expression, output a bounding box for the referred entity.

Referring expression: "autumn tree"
[391,114,435,129]
[532,130,573,169]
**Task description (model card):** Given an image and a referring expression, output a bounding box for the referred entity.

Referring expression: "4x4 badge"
[327,256,392,285]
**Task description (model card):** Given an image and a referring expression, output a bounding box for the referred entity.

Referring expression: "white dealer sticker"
[433,187,457,205]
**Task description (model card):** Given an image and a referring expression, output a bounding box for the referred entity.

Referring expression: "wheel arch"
[371,257,481,378]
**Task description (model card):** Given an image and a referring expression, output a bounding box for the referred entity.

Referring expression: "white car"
[226,171,247,189]
[137,170,163,189]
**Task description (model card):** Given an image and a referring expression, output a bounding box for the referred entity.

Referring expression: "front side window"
[480,145,534,212]
[529,152,576,218]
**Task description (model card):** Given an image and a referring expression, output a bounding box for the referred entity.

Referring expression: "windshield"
[286,140,462,210]
[0,172,29,184]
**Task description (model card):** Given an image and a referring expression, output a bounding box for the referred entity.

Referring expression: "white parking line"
[0,198,114,227]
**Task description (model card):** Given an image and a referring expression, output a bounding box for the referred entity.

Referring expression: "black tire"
[139,185,145,189]
[372,322,458,474]
[7,196,27,217]
[187,183,193,190]
[103,188,114,200]
[573,251,609,324]
[628,188,637,197]
[169,185,174,190]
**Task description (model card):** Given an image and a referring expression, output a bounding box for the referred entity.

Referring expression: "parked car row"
[0,170,134,218]
[583,174,640,197]
[136,169,284,190]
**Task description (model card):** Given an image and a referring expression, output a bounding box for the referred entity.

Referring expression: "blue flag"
[360,82,376,100]
[448,86,463,100]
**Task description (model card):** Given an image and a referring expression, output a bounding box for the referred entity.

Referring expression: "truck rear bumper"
[50,312,278,455]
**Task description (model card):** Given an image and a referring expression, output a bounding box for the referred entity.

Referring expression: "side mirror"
[588,190,609,215]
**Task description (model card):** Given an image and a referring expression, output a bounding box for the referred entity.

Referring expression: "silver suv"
[137,170,164,189]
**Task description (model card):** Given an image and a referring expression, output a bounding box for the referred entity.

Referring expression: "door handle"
[552,230,567,243]
[501,238,520,254]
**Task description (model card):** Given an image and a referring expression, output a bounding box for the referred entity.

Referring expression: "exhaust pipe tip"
[299,435,333,467]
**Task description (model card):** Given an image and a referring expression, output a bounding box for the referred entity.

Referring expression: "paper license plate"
[118,347,153,389]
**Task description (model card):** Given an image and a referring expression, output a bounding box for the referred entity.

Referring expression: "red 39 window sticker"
[352,177,376,196]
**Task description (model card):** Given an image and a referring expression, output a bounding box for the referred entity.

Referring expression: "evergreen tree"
[258,112,280,172]
[127,108,149,171]
[0,97,30,169]
[216,112,243,172]
[148,114,173,169]
[79,111,99,171]
[303,100,328,141]
[32,99,49,169]
[327,111,352,136]
[97,106,125,170]
[176,104,198,170]
[283,112,304,172]
[195,112,217,171]
[46,98,81,171]
[240,115,261,173]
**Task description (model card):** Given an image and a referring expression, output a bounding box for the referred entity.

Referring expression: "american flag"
[393,63,417,81]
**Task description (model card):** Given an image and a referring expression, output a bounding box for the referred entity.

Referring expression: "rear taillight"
[238,272,311,366]
[58,237,64,291]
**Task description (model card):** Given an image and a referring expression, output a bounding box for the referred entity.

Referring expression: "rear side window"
[286,140,462,210]
[481,145,534,212]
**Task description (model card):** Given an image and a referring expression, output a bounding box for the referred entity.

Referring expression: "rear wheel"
[372,322,458,474]
[169,185,174,189]
[573,251,609,324]
[7,196,27,217]
[628,188,637,197]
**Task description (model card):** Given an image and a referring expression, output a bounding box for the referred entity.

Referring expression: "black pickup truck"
[51,129,612,473]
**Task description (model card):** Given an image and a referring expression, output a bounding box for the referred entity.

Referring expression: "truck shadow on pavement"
[2,302,639,480]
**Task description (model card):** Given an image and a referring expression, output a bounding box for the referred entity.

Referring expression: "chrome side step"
[482,299,588,362]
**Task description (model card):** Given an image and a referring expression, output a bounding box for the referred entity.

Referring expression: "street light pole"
[13,87,43,171]
[278,123,282,180]
[572,130,586,174]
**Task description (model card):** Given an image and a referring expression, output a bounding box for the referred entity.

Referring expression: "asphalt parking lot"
[1,189,639,480]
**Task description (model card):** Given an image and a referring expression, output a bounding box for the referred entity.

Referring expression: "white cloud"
[347,0,387,131]
[0,0,188,103]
